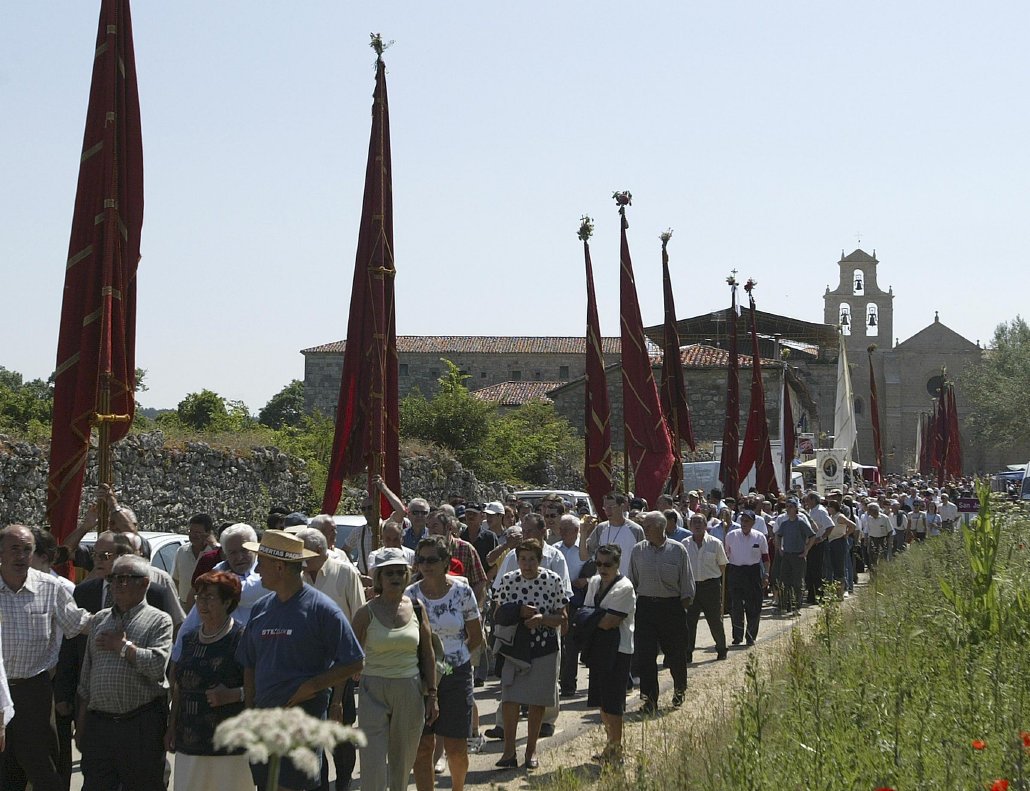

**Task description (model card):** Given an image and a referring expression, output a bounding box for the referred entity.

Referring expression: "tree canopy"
[965,316,1030,453]
[258,379,305,429]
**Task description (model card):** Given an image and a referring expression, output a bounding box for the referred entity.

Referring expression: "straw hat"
[242,529,317,562]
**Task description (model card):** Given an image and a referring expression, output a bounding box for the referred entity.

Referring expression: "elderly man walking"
[76,554,172,791]
[237,530,365,791]
[0,524,93,791]
[629,512,695,714]
[724,511,770,645]
[684,513,728,662]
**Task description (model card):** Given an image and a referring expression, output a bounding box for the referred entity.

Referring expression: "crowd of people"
[0,474,971,790]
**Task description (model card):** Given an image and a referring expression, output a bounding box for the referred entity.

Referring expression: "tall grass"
[548,493,1030,791]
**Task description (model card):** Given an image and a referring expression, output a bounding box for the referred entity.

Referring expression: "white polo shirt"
[724,528,768,567]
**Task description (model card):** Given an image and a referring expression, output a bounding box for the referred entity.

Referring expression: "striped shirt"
[0,568,93,678]
[78,601,172,715]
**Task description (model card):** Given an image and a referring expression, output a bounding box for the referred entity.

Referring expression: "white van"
[514,490,597,517]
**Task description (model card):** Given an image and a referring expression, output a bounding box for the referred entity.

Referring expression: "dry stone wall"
[1,433,535,534]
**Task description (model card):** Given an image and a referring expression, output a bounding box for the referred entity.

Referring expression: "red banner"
[782,369,796,490]
[719,282,740,498]
[616,197,673,508]
[48,0,144,542]
[659,235,695,496]
[868,348,884,473]
[582,227,613,518]
[322,51,400,515]
[945,383,963,479]
[737,287,778,494]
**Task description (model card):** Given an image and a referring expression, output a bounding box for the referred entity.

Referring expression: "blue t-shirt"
[236,584,364,709]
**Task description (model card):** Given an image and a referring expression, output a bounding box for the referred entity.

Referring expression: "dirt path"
[457,576,866,790]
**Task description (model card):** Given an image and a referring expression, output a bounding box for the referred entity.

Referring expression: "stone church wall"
[304,349,620,417]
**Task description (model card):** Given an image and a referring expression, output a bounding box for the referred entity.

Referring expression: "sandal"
[524,756,539,769]
[495,756,518,770]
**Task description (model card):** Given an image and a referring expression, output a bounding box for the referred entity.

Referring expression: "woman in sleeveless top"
[351,549,437,791]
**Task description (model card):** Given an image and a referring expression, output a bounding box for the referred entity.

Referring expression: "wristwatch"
[120,640,133,659]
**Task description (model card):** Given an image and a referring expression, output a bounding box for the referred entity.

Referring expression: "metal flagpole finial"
[660,228,673,248]
[578,215,594,242]
[743,277,757,294]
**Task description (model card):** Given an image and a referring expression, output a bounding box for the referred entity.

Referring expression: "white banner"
[816,448,847,495]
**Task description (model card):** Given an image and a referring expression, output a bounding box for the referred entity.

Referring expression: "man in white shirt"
[938,494,959,533]
[683,514,728,662]
[803,493,835,604]
[579,492,645,576]
[860,502,894,566]
[171,513,217,607]
[554,515,587,697]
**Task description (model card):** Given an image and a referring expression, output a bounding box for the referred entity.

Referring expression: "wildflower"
[971,739,987,750]
[989,780,1009,791]
[1020,731,1030,748]
[874,787,896,791]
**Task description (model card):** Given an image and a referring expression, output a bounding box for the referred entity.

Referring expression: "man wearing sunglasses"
[76,554,172,791]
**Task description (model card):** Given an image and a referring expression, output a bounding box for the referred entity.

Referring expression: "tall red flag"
[945,383,963,478]
[580,217,613,517]
[719,277,741,499]
[322,39,400,516]
[47,0,144,542]
[658,231,695,496]
[924,403,938,477]
[736,282,778,494]
[868,346,884,474]
[935,375,950,487]
[614,192,674,507]
[782,367,796,491]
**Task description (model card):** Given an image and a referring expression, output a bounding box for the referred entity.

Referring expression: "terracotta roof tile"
[302,336,622,355]
[470,381,562,406]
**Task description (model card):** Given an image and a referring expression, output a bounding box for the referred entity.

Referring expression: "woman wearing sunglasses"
[582,543,635,765]
[351,548,438,791]
[406,536,482,791]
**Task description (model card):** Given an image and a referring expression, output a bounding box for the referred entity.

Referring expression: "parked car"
[78,530,189,575]
[514,490,597,517]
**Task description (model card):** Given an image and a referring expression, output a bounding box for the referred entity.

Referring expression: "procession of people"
[0,473,973,790]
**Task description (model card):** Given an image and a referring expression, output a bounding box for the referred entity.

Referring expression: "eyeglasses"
[415,556,443,565]
[409,510,429,516]
[381,568,408,578]
[594,561,617,568]
[93,550,116,561]
[111,574,147,585]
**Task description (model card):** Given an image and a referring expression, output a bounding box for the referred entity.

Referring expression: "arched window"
[854,396,864,416]
[838,303,852,335]
[866,303,879,337]
[853,270,865,295]
[926,375,944,398]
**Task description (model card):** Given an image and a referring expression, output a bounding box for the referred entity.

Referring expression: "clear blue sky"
[3,1,1026,412]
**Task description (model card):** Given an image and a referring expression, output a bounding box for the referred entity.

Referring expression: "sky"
[3,2,1028,412]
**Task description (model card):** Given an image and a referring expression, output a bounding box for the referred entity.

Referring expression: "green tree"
[259,380,305,429]
[0,367,54,435]
[479,401,582,484]
[965,316,1030,452]
[399,360,491,456]
[176,389,229,430]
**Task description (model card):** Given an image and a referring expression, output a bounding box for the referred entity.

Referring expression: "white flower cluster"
[214,708,367,780]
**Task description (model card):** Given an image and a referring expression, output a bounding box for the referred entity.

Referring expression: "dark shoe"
[640,699,659,717]
[538,723,555,737]
[560,689,577,698]
[716,652,728,660]
[746,636,755,646]
[473,677,485,688]
[671,690,685,708]
[484,726,505,739]
[686,654,694,664]
[731,637,742,645]
[524,756,539,769]
[495,756,518,769]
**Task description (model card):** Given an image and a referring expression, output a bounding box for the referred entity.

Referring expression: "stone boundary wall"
[0,433,556,534]
[0,432,314,533]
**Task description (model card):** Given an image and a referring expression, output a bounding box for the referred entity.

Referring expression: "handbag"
[411,599,447,696]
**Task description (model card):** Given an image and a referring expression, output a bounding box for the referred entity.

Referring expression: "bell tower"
[823,248,894,352]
